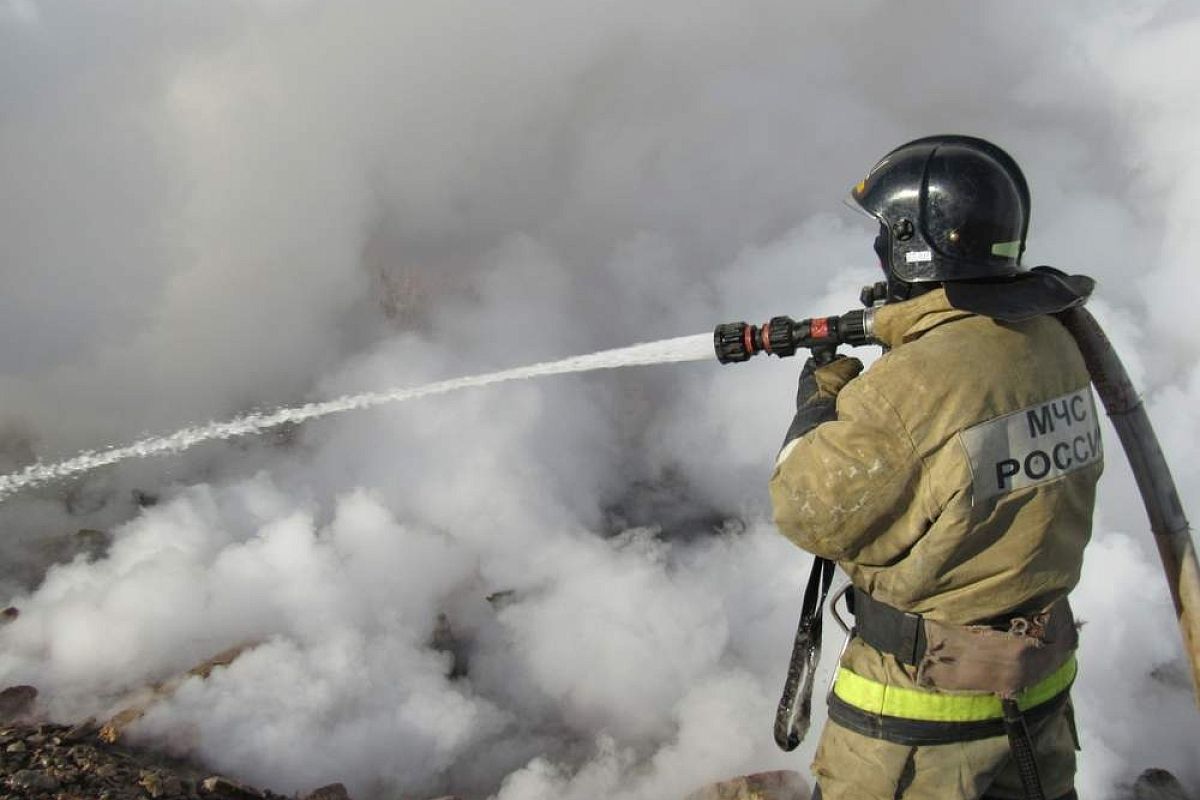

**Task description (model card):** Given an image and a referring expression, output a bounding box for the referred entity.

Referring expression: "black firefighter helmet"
[851,134,1030,285]
[849,134,1092,319]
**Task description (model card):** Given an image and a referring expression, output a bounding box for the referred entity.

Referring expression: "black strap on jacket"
[1003,698,1048,800]
[851,586,928,666]
[774,556,835,751]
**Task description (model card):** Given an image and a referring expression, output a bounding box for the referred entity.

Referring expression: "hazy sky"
[1,2,1198,798]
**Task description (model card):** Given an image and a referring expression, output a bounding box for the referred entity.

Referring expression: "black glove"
[780,355,864,451]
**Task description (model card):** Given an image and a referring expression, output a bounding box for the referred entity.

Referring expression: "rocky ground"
[0,716,814,800]
[0,680,804,800]
[0,709,1192,800]
[0,684,369,800]
[0,716,813,800]
[0,531,811,800]
[0,720,321,800]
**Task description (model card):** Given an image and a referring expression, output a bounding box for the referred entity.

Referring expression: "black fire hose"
[1054,306,1200,702]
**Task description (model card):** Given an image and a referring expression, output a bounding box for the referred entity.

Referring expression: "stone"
[140,769,166,798]
[73,528,113,561]
[5,740,26,754]
[1133,769,1190,800]
[301,783,352,800]
[161,773,184,795]
[685,770,810,800]
[137,768,184,798]
[187,644,254,680]
[200,775,264,799]
[67,743,93,763]
[0,685,37,722]
[100,643,257,743]
[485,589,518,608]
[99,707,144,744]
[63,718,99,743]
[0,607,18,624]
[9,767,60,792]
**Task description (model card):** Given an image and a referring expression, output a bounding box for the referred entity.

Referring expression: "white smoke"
[1,1,1199,798]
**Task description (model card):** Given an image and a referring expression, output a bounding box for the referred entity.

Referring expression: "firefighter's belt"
[851,587,927,666]
[828,656,1076,745]
[851,588,1079,696]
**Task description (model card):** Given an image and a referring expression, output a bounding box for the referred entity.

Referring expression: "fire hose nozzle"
[713,317,798,363]
[713,308,877,365]
[713,321,755,363]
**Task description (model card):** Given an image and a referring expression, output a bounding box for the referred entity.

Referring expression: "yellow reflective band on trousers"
[832,656,1077,722]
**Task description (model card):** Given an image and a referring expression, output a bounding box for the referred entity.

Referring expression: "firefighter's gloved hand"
[795,355,864,408]
[781,355,864,451]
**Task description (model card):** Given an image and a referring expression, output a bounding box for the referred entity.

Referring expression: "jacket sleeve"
[769,376,926,562]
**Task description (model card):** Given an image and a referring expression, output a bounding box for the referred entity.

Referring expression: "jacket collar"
[872,288,976,349]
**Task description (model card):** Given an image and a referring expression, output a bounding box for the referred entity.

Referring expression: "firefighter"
[769,135,1101,800]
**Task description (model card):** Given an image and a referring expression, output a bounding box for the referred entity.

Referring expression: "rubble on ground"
[0,721,294,800]
[0,644,338,800]
[685,770,809,800]
[0,700,815,800]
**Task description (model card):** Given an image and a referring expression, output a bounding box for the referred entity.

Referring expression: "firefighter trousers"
[809,698,1080,800]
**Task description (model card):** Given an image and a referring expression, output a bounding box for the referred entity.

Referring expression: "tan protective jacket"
[769,289,1102,687]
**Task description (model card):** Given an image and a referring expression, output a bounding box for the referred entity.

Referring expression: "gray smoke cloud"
[1,1,1199,798]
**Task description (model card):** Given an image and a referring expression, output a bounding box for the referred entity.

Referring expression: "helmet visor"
[842,183,883,226]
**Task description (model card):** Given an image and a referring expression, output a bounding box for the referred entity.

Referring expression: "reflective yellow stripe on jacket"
[832,656,1077,722]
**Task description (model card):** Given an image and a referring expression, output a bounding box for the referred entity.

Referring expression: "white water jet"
[0,334,714,500]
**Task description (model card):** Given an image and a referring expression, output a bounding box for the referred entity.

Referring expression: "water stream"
[0,333,714,500]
